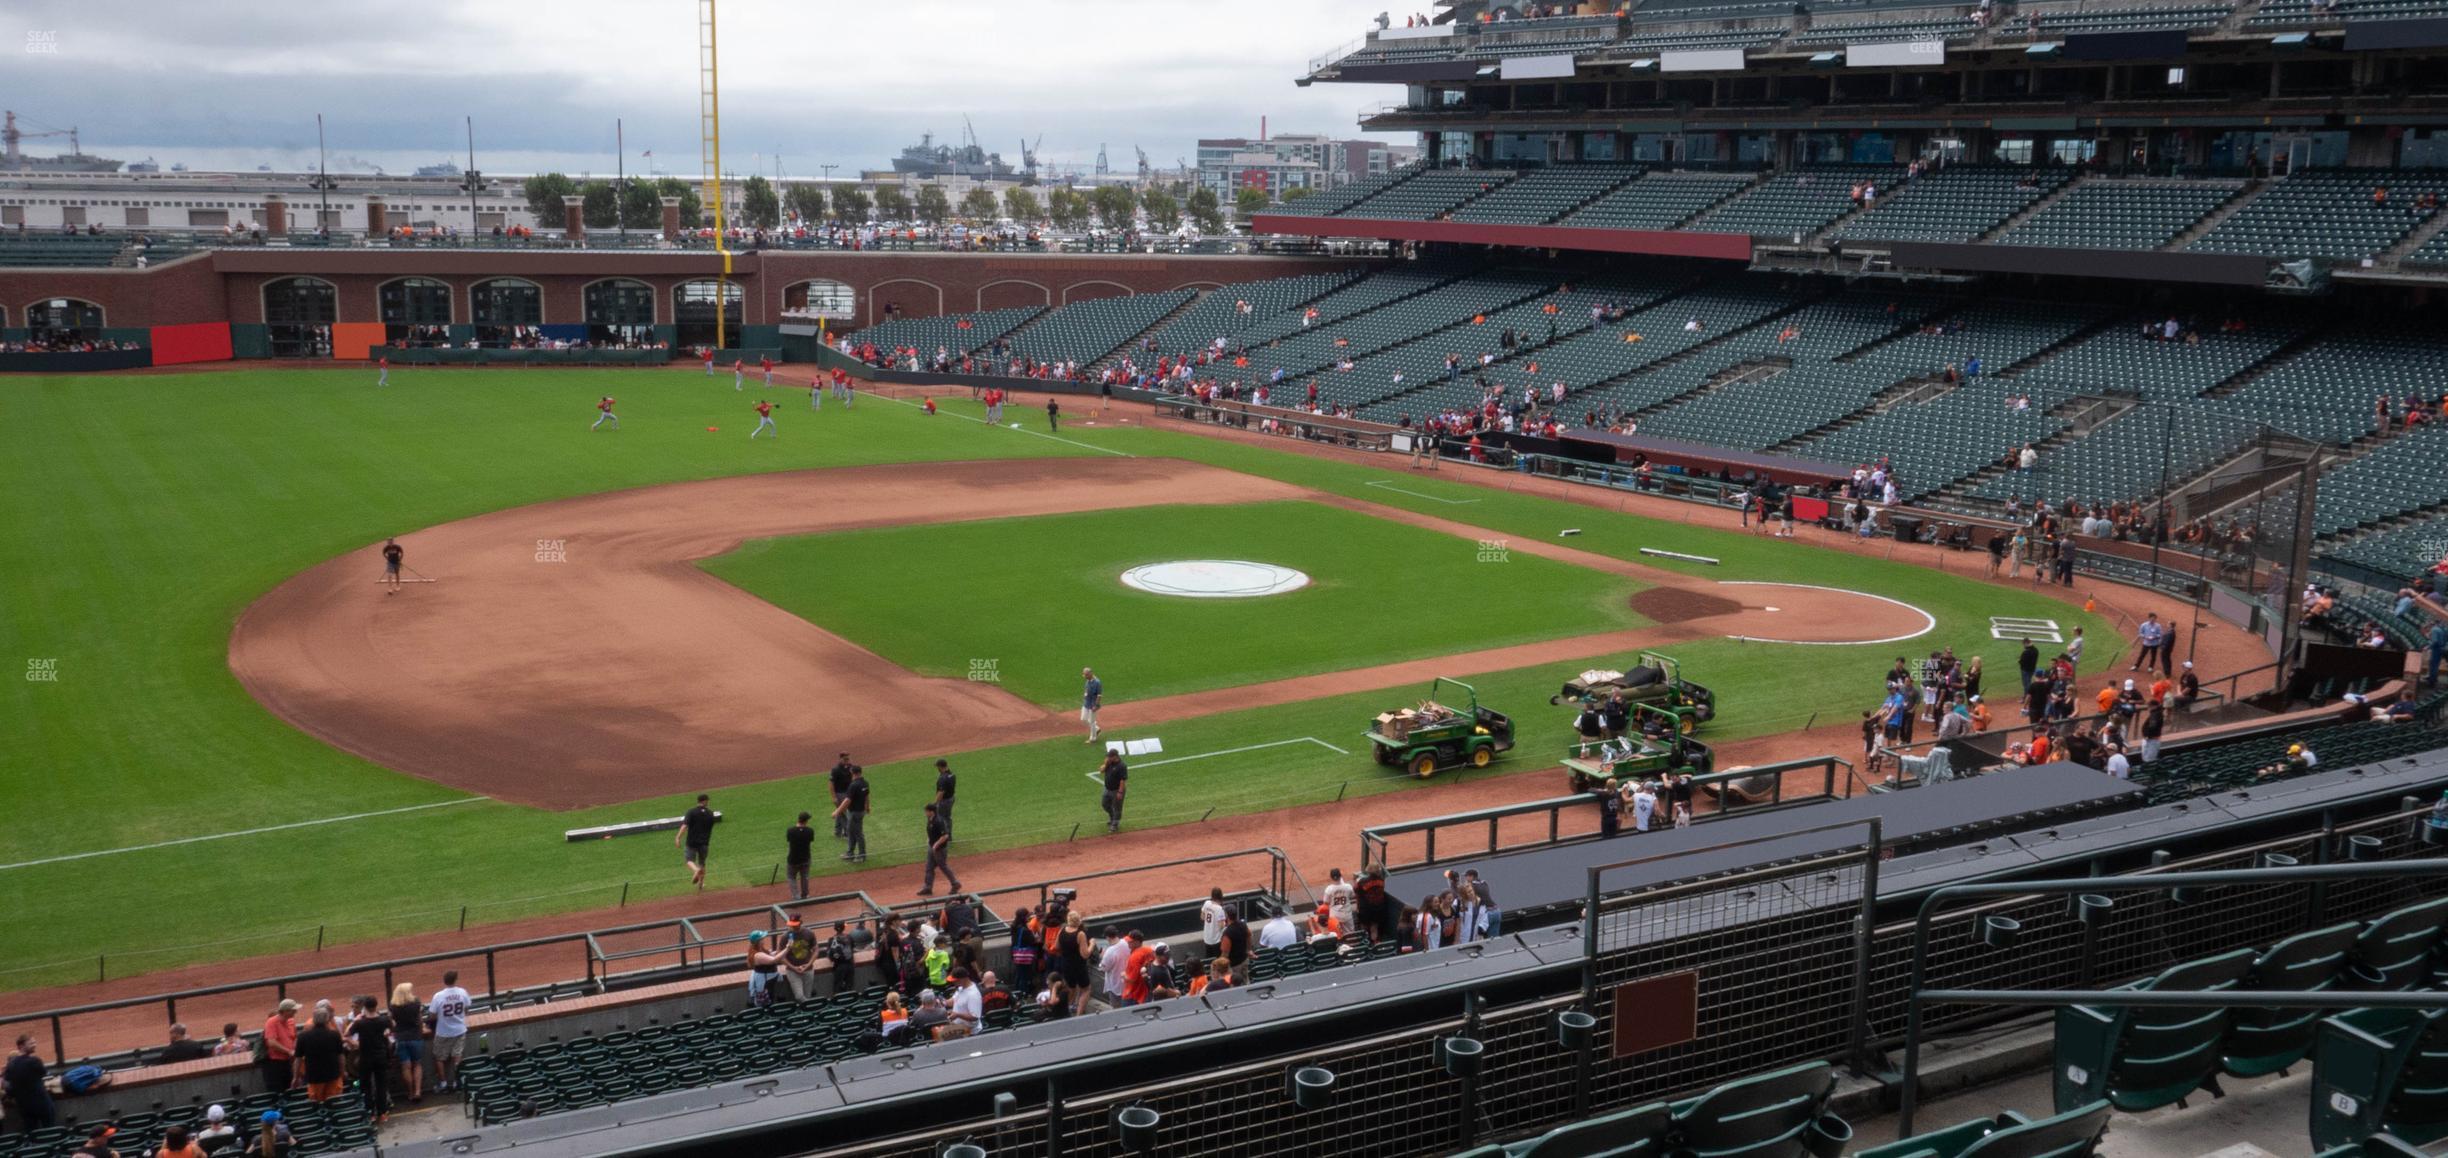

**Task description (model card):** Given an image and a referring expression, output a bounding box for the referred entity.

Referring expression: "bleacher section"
[2042,2,2231,32]
[1562,171,1755,231]
[1694,165,1901,240]
[1791,16,1975,45]
[1002,289,1195,365]
[0,1092,373,1158]
[0,234,132,267]
[2188,170,2448,260]
[1226,269,1556,398]
[1450,165,1644,225]
[2136,703,2448,803]
[2253,0,2448,23]
[1342,168,1518,221]
[2309,427,2448,536]
[1267,164,1424,216]
[1996,178,2246,250]
[1972,402,2262,505]
[1132,269,1363,358]
[2011,317,2308,402]
[850,304,1042,359]
[2328,512,2448,582]
[2217,325,2446,444]
[1796,380,2071,500]
[1838,167,2075,245]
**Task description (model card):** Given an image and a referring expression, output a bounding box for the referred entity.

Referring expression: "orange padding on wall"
[330,322,388,361]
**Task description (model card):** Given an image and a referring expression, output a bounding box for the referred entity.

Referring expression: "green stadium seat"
[1851,1099,2112,1158]
[2052,948,2255,1112]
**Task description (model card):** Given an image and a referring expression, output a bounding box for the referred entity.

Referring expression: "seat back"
[2054,948,2254,1113]
[2352,897,2448,991]
[1506,1102,1670,1158]
[2225,922,2362,1077]
[1958,1100,2113,1158]
[2312,1009,2440,1151]
[1668,1061,1834,1158]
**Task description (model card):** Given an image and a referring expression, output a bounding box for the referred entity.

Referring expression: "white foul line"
[1082,736,1349,781]
[1364,480,1482,505]
[867,389,1133,458]
[1715,581,1938,646]
[0,798,486,872]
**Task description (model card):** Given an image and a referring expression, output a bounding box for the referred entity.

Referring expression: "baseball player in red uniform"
[733,358,746,391]
[592,395,619,431]
[376,355,390,388]
[751,398,777,439]
[759,355,774,387]
[702,348,715,377]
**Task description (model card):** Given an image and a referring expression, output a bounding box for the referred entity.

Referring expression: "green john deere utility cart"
[1561,703,1714,793]
[1549,651,1715,727]
[1366,678,1516,779]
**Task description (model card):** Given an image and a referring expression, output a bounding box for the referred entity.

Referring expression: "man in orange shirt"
[1122,936,1161,1006]
[2096,685,2120,716]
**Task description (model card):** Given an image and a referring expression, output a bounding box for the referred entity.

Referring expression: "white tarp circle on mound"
[1119,560,1312,599]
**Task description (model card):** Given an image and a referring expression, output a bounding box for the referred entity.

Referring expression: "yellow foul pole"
[699,0,731,349]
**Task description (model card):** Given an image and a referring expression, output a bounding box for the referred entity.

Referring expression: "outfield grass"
[703,500,1647,705]
[0,368,2121,991]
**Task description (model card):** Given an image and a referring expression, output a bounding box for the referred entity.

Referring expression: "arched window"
[378,278,453,347]
[24,298,103,345]
[261,277,336,358]
[783,279,856,319]
[583,279,657,347]
[672,279,744,349]
[469,278,544,348]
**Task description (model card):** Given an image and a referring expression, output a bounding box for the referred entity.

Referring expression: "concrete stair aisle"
[2199,322,2334,399]
[1763,373,1951,453]
[1616,357,1792,423]
[2162,179,2268,250]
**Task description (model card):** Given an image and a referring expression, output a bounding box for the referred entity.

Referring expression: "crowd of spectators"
[0,335,142,355]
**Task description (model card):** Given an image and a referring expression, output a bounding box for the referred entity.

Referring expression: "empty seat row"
[1996,178,2244,251]
[851,304,1043,359]
[1837,167,2074,245]
[1341,169,1519,221]
[2188,169,2448,260]
[1564,172,1756,231]
[1468,1061,1847,1158]
[1000,289,1196,367]
[1451,166,1647,225]
[1695,165,1903,240]
[1132,269,1365,359]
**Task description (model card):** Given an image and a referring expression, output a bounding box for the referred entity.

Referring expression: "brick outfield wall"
[0,250,1368,333]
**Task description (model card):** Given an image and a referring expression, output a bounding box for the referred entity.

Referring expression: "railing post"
[1847,818,1885,1077]
[486,952,497,998]
[52,1018,65,1066]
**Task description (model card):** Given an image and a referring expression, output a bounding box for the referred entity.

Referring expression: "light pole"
[462,117,482,238]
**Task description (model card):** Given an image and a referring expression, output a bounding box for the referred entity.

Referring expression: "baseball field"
[0,365,2123,992]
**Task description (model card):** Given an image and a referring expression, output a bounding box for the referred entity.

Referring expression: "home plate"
[1765,606,1781,612]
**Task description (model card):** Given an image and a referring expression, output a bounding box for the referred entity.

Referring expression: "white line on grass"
[1081,736,1349,781]
[1364,480,1481,505]
[0,798,486,872]
[867,390,1132,458]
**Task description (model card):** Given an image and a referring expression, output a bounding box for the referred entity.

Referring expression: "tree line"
[525,173,1311,233]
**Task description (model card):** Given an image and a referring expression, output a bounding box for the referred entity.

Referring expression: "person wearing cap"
[933,759,958,837]
[780,917,819,1002]
[74,1122,118,1157]
[2175,660,2200,707]
[196,1105,236,1152]
[1967,695,1993,732]
[783,811,816,901]
[245,1111,293,1158]
[828,753,854,837]
[907,991,950,1040]
[915,802,960,897]
[744,930,784,1006]
[258,1001,299,1093]
[946,967,984,1029]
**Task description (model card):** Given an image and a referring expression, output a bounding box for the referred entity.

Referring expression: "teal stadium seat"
[2052,948,2256,1113]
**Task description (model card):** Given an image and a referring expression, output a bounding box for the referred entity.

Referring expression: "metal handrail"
[1360,755,1853,872]
[1894,854,2448,1134]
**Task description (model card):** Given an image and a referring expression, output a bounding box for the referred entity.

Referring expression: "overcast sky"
[5,0,1410,177]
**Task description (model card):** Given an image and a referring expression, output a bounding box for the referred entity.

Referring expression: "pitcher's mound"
[1630,587,1744,621]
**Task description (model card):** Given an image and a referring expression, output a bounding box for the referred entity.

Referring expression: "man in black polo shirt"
[917,802,960,897]
[832,767,870,862]
[784,812,816,900]
[828,754,855,836]
[1220,906,1252,984]
[933,759,957,837]
[675,794,718,890]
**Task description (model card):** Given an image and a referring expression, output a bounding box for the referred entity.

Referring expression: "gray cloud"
[7,0,1409,174]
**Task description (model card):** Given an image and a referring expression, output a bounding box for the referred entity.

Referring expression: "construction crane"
[1094,144,1109,177]
[2,111,82,168]
[1134,146,1151,184]
[697,0,732,347]
[1021,135,1043,186]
